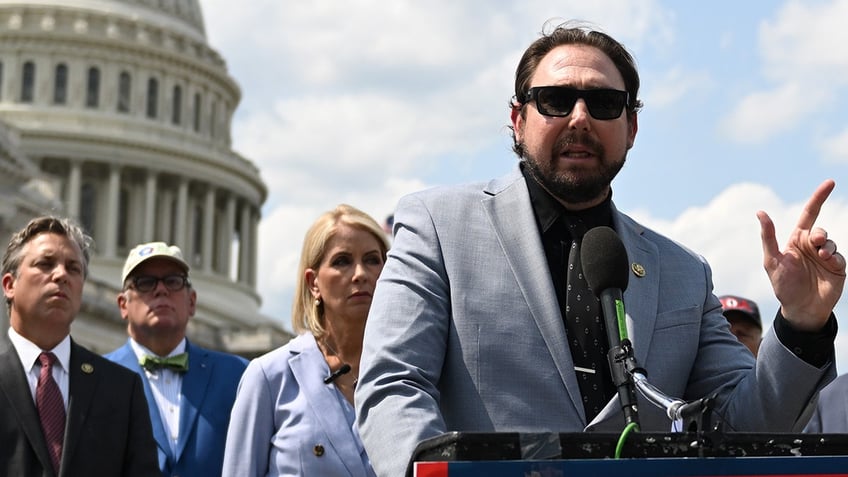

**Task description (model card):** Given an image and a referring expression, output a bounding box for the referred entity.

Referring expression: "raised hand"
[757,179,846,331]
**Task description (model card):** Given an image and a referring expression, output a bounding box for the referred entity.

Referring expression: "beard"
[520,131,626,205]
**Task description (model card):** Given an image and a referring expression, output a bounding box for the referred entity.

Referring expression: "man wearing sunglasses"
[356,22,844,477]
[106,241,247,477]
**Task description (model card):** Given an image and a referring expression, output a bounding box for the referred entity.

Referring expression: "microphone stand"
[617,339,714,433]
[601,293,713,432]
[599,292,640,427]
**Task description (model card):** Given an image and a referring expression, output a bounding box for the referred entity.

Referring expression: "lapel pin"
[81,363,94,374]
[631,263,646,278]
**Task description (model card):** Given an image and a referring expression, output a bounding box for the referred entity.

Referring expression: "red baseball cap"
[719,295,762,330]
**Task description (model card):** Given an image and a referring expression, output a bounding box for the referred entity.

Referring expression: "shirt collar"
[129,337,187,361]
[7,327,71,373]
[520,161,613,234]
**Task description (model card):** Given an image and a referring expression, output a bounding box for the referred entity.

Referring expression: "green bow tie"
[139,353,189,373]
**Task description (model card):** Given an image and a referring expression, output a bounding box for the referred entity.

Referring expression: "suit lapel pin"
[81,363,94,374]
[631,263,646,278]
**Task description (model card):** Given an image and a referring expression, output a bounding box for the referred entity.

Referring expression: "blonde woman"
[223,204,388,477]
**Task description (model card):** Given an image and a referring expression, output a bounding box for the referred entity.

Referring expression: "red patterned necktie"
[36,352,65,474]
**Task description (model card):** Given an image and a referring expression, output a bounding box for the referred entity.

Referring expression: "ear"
[116,291,130,320]
[626,112,638,149]
[510,104,525,144]
[188,288,197,317]
[2,273,14,302]
[305,268,320,299]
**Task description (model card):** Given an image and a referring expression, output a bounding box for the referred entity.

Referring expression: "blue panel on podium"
[411,432,848,477]
[415,455,848,477]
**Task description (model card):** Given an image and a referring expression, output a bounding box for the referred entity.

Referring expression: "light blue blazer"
[355,167,836,477]
[222,333,375,477]
[804,373,848,433]
[106,339,247,477]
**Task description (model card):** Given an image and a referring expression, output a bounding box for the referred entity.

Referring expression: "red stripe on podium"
[413,461,448,477]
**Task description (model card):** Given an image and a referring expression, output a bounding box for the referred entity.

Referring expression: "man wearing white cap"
[105,241,247,477]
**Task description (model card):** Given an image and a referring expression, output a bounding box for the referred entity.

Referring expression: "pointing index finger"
[795,179,835,231]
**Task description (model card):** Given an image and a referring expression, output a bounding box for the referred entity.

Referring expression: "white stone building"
[0,0,292,356]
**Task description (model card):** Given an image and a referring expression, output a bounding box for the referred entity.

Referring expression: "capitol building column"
[104,164,121,258]
[66,160,81,221]
[157,188,174,248]
[202,185,215,273]
[249,207,259,287]
[143,171,157,243]
[175,176,188,251]
[238,200,251,285]
[222,194,236,279]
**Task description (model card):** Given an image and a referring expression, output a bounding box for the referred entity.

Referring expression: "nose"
[352,262,369,282]
[52,265,68,282]
[152,279,170,295]
[567,98,591,130]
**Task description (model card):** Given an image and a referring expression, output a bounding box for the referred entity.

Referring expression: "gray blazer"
[355,167,835,477]
[804,373,848,433]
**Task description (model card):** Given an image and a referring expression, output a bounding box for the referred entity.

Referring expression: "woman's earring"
[315,298,322,307]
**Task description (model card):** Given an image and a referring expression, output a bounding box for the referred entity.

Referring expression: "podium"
[410,432,848,476]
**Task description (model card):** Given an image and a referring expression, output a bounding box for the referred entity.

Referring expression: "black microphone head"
[324,363,352,384]
[581,226,629,295]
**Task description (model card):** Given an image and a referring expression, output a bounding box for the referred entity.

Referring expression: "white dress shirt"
[129,338,186,456]
[7,327,70,410]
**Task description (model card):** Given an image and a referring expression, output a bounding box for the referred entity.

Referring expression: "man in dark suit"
[106,241,247,477]
[0,215,159,477]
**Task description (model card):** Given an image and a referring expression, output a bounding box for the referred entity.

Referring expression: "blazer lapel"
[110,341,172,461]
[176,342,210,460]
[63,341,102,473]
[289,334,367,477]
[613,209,660,368]
[482,170,586,424]
[0,338,54,472]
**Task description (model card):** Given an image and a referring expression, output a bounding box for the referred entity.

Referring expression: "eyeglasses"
[130,275,190,293]
[522,86,629,120]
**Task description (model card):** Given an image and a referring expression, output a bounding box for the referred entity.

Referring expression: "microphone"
[581,226,630,347]
[324,363,351,384]
[581,226,638,425]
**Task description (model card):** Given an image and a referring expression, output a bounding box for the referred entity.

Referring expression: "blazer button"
[313,444,325,457]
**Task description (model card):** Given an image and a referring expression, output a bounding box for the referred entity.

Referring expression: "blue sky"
[201,0,848,371]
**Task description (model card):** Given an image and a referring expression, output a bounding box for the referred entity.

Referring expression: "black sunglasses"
[522,86,629,120]
[130,275,190,293]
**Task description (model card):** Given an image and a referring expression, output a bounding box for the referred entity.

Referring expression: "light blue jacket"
[222,333,375,477]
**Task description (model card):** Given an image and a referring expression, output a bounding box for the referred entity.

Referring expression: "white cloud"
[818,126,848,164]
[759,0,848,83]
[719,0,848,144]
[644,66,713,109]
[718,82,828,144]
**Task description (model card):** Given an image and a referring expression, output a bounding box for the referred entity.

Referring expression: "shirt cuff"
[773,311,838,368]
